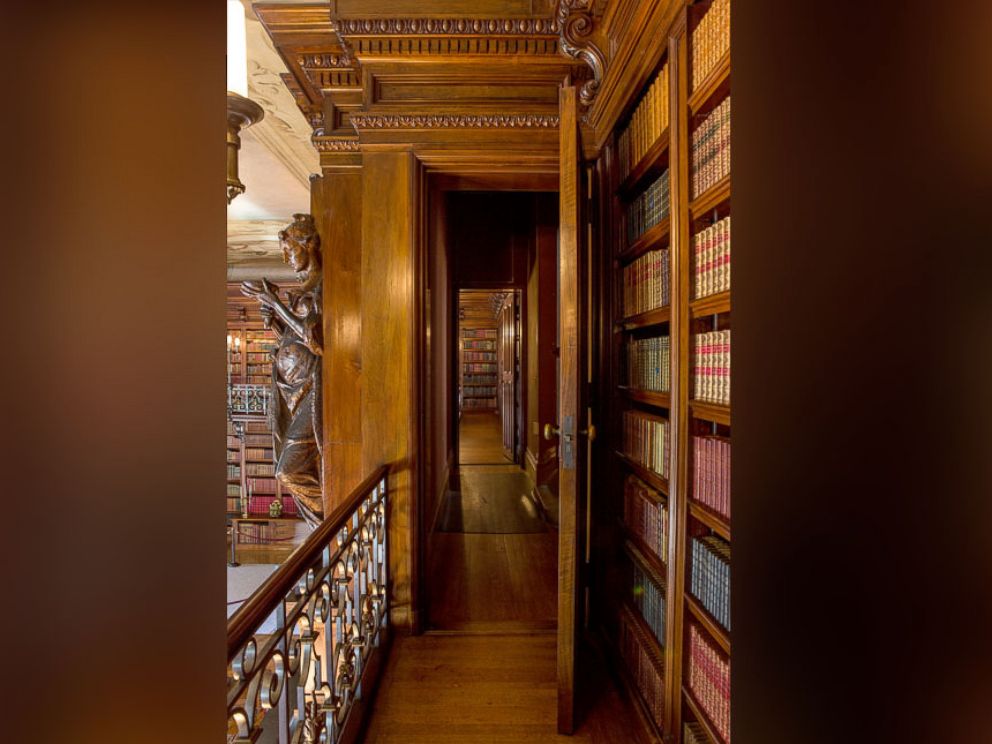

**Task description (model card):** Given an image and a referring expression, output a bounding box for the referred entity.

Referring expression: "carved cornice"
[312,137,361,152]
[297,53,352,68]
[557,0,607,106]
[334,18,560,36]
[350,113,559,130]
[332,16,564,57]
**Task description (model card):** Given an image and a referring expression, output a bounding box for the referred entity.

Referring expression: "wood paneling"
[313,165,365,514]
[361,149,418,630]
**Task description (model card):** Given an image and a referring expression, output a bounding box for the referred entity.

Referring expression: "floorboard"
[363,634,653,744]
[459,411,511,464]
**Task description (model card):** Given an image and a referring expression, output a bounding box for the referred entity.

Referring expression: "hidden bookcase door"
[598,1,730,742]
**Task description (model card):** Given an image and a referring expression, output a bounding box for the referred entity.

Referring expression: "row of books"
[691,0,730,90]
[617,62,670,181]
[227,435,241,448]
[623,475,668,563]
[622,411,671,479]
[691,96,730,199]
[227,451,240,464]
[245,462,275,477]
[463,351,496,362]
[693,214,731,299]
[626,335,671,392]
[630,560,666,645]
[247,477,278,494]
[462,340,494,350]
[246,495,298,517]
[462,386,496,398]
[227,464,240,481]
[692,435,731,519]
[462,328,496,339]
[234,518,302,543]
[464,363,496,373]
[246,352,271,362]
[622,248,670,318]
[684,722,713,744]
[463,375,496,385]
[462,398,496,409]
[226,498,241,513]
[626,169,670,246]
[619,612,665,728]
[227,484,241,498]
[692,330,731,406]
[688,624,730,743]
[690,535,731,632]
[244,420,270,434]
[245,447,273,461]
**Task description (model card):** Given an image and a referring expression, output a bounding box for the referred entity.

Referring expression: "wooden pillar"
[360,148,419,631]
[312,150,364,515]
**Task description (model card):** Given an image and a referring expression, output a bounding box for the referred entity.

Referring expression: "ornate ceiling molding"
[557,0,607,106]
[334,18,560,35]
[331,16,564,57]
[312,137,361,152]
[350,113,559,130]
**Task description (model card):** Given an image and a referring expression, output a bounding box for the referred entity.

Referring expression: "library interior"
[226,1,731,742]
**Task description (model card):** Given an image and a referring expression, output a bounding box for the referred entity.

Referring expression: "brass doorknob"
[543,423,560,440]
[581,424,597,442]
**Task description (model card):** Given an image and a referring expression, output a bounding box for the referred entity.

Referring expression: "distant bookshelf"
[459,326,497,411]
[226,282,302,521]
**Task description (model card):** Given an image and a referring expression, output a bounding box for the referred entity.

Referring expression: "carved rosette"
[349,113,560,130]
[557,0,606,106]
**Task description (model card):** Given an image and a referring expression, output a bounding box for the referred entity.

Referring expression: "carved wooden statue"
[241,213,324,527]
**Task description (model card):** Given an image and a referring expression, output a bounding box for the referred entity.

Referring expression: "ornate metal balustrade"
[227,465,390,744]
[229,384,271,416]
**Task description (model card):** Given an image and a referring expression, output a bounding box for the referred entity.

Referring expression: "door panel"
[497,292,517,462]
[556,84,584,735]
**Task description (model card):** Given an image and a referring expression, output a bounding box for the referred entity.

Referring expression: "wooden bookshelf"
[684,593,730,655]
[226,282,302,522]
[688,400,730,426]
[597,2,731,741]
[618,387,671,409]
[459,326,497,411]
[615,451,669,496]
[689,291,730,318]
[682,684,722,744]
[688,500,731,542]
[618,129,670,200]
[618,306,671,331]
[619,216,671,262]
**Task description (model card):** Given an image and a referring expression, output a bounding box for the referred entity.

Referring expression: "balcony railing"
[229,383,271,416]
[227,465,390,743]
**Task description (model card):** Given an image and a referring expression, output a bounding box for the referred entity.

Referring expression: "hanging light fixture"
[227,0,264,204]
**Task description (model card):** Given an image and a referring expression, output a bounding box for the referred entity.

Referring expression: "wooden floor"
[459,411,511,464]
[428,464,556,631]
[363,634,652,744]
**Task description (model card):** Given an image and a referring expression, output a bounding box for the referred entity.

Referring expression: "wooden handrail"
[227,464,389,661]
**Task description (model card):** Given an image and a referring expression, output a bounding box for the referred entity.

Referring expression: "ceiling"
[226,0,319,281]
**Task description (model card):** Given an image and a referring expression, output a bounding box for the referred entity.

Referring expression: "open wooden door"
[554,83,584,735]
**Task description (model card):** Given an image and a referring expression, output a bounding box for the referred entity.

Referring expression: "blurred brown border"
[0,3,225,742]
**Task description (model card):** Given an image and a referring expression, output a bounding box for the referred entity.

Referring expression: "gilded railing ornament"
[557,0,606,106]
[227,475,388,743]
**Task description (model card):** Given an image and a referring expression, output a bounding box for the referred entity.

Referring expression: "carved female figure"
[241,213,324,527]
